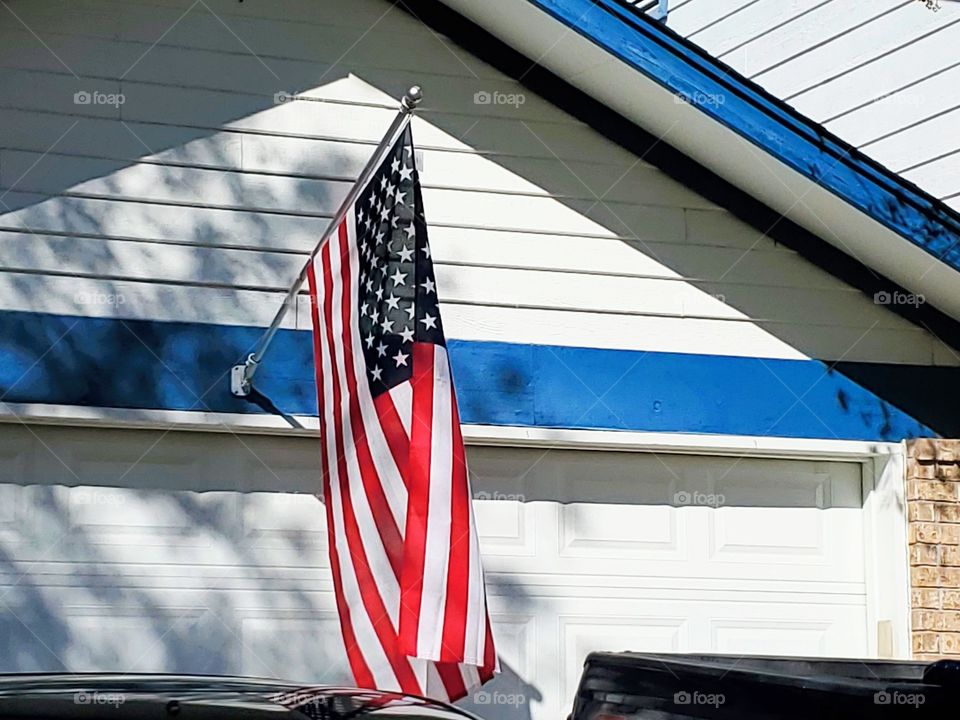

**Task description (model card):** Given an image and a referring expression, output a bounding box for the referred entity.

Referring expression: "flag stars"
[393,350,409,367]
[421,276,436,295]
[399,326,415,343]
[399,165,413,182]
[371,365,383,382]
[398,244,414,262]
[420,313,437,330]
[389,268,407,287]
[385,294,400,311]
[376,341,388,358]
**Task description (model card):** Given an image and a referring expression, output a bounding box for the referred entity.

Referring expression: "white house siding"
[0,0,953,366]
[661,0,960,212]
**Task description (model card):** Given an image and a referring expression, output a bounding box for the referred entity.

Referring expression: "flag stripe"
[441,374,471,663]
[321,228,421,694]
[399,342,435,657]
[307,262,375,690]
[316,243,399,690]
[334,221,404,580]
[373,392,410,485]
[343,215,409,530]
[308,128,497,702]
[419,345,454,659]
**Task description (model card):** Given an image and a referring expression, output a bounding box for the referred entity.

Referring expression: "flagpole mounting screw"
[402,85,423,111]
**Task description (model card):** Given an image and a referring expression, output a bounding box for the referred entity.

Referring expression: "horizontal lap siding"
[666,0,960,210]
[0,0,950,366]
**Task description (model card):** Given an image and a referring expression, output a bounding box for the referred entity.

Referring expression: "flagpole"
[231,85,423,397]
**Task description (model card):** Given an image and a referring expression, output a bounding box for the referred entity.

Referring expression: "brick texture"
[907,439,960,658]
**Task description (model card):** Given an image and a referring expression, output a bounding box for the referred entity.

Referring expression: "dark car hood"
[0,674,478,720]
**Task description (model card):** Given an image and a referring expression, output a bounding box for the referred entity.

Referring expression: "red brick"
[940,633,960,655]
[913,567,960,588]
[910,523,946,544]
[914,481,959,501]
[938,463,960,481]
[912,589,940,609]
[913,439,938,462]
[936,504,960,523]
[913,610,939,630]
[913,632,939,653]
[909,502,936,522]
[938,440,960,462]
[910,543,939,566]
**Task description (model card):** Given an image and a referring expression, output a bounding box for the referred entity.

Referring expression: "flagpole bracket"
[231,354,258,397]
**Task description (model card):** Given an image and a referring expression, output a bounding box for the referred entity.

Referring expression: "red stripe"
[307,260,374,689]
[399,342,436,656]
[373,392,410,484]
[480,618,497,682]
[440,371,470,662]
[335,222,404,579]
[436,663,468,701]
[320,232,420,694]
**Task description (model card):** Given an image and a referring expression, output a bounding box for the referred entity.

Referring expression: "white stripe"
[314,252,397,691]
[462,480,487,665]
[344,213,408,532]
[388,381,413,436]
[416,345,454,659]
[424,661,450,703]
[329,221,406,632]
[460,663,481,694]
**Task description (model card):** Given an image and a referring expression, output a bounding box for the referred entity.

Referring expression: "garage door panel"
[559,502,681,558]
[475,498,537,556]
[707,506,865,579]
[240,613,350,684]
[0,426,873,720]
[241,491,330,561]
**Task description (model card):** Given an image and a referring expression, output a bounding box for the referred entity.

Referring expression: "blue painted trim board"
[0,311,936,441]
[526,0,960,275]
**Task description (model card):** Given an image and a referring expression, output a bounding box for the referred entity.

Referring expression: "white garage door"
[0,425,868,720]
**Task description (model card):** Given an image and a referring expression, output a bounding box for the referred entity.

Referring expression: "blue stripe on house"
[0,311,938,441]
[526,0,960,274]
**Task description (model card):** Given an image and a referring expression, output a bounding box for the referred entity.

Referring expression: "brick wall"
[907,438,960,659]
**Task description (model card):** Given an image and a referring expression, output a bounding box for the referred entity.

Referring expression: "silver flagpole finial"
[402,85,423,110]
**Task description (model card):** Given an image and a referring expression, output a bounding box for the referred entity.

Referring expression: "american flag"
[306,126,497,701]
